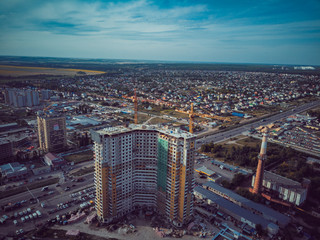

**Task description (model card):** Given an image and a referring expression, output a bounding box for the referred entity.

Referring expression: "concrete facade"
[91,125,196,226]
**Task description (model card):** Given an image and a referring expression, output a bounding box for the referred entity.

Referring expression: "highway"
[197,100,320,145]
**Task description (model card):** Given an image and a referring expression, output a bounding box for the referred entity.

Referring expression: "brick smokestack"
[251,128,268,194]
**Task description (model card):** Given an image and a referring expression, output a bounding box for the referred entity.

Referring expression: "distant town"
[0,58,320,240]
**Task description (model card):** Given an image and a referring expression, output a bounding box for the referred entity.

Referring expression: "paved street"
[197,100,320,145]
[0,172,94,237]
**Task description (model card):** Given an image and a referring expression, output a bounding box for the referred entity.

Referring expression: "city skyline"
[1,0,320,65]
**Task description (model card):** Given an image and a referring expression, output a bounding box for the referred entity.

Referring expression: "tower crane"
[134,88,138,124]
[189,103,194,134]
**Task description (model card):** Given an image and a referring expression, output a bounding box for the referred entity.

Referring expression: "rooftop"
[194,186,271,228]
[263,171,306,192]
[0,122,18,130]
[0,162,27,174]
[212,225,252,240]
[203,181,290,225]
[94,124,195,139]
[45,152,60,161]
[195,166,215,176]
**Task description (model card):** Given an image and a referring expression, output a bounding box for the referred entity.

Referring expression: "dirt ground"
[53,218,202,240]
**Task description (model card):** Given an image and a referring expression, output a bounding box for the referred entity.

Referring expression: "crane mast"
[134,88,138,124]
[189,103,194,133]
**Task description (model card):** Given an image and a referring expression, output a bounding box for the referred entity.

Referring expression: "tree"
[231,173,246,187]
[255,224,263,236]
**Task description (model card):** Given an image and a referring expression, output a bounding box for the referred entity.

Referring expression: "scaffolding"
[157,138,168,192]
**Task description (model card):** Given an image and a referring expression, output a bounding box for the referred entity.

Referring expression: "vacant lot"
[71,166,95,177]
[63,150,93,164]
[0,65,105,76]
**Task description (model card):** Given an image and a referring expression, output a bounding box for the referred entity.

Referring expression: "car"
[21,217,25,222]
[23,210,27,215]
[56,184,60,187]
[27,208,31,213]
[21,200,27,204]
[25,215,29,221]
[29,214,33,220]
[13,220,18,225]
[16,230,20,235]
[19,229,24,234]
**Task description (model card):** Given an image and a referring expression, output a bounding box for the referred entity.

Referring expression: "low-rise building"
[203,181,290,227]
[194,186,275,233]
[0,162,28,181]
[44,153,66,170]
[251,171,309,206]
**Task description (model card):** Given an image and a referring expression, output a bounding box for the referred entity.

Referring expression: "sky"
[0,0,320,65]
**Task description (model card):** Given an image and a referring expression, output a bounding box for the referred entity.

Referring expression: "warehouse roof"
[203,181,290,225]
[194,186,271,229]
[195,166,215,176]
[263,171,303,189]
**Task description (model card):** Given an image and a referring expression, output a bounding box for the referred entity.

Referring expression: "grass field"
[0,65,105,76]
[63,150,93,164]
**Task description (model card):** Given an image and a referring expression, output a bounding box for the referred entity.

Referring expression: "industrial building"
[250,127,309,206]
[0,162,28,181]
[91,124,196,226]
[37,112,67,153]
[44,152,66,170]
[194,186,280,235]
[251,171,309,206]
[203,181,290,227]
[0,139,13,164]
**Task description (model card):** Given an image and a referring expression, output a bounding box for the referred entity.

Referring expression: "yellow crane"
[189,103,194,133]
[134,88,138,124]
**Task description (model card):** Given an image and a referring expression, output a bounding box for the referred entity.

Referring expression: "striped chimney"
[252,128,268,194]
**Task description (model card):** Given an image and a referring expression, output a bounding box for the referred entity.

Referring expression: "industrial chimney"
[250,128,268,194]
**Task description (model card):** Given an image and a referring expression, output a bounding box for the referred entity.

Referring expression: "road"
[0,172,94,237]
[197,100,320,145]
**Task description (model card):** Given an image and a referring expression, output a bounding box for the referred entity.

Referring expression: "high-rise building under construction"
[91,125,196,226]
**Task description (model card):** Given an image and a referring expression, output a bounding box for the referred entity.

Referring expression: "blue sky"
[0,0,319,65]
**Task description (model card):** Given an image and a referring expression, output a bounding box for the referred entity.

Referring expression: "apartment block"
[91,125,195,226]
[37,112,67,153]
